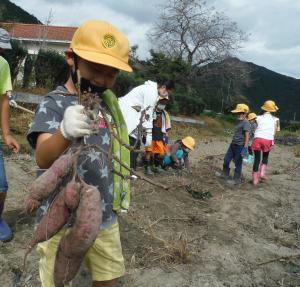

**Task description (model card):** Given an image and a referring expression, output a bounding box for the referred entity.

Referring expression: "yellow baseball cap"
[182,136,196,150]
[231,103,249,113]
[247,113,257,121]
[261,100,278,112]
[71,20,132,72]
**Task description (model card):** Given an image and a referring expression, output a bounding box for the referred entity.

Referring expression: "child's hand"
[60,105,92,140]
[4,135,20,154]
[241,147,249,158]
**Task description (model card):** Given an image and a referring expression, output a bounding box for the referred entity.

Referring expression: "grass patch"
[170,116,234,142]
[277,130,300,138]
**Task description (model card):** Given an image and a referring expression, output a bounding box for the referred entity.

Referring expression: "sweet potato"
[63,178,81,210]
[25,153,73,213]
[54,184,102,286]
[23,189,71,269]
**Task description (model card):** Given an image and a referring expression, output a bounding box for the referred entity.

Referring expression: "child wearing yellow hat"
[27,20,132,287]
[216,103,250,184]
[162,136,195,173]
[243,113,257,165]
[251,100,279,186]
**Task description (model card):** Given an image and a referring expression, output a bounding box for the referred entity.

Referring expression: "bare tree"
[38,9,55,50]
[148,0,246,67]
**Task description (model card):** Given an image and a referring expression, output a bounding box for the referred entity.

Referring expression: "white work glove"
[144,132,152,147]
[9,99,18,108]
[60,105,92,140]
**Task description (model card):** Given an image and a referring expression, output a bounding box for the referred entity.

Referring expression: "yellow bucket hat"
[71,20,132,72]
[182,136,195,150]
[261,100,279,112]
[247,113,257,121]
[231,103,249,113]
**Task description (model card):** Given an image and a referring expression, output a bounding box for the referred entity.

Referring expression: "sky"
[12,0,300,79]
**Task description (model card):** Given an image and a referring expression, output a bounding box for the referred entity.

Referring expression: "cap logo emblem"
[103,34,116,48]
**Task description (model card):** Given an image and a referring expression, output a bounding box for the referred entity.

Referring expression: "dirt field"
[0,138,299,287]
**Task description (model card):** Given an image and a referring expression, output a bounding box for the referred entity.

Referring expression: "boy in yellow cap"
[0,28,20,242]
[251,100,279,186]
[27,20,132,287]
[216,103,250,184]
[163,136,195,173]
[243,113,257,165]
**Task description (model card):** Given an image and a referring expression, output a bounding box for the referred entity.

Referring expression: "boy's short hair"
[157,78,175,91]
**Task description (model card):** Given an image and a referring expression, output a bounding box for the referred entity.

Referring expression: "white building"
[3,22,77,54]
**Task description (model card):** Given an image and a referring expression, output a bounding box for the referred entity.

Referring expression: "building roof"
[0,23,77,42]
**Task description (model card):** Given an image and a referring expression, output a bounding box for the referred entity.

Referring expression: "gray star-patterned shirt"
[27,86,117,229]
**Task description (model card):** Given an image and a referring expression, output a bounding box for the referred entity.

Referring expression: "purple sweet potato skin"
[25,153,73,213]
[26,190,70,255]
[54,184,102,286]
[63,179,81,210]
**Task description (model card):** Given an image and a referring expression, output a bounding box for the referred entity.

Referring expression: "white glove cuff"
[60,120,71,140]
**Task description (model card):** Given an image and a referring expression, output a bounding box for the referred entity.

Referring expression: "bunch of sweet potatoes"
[24,152,102,286]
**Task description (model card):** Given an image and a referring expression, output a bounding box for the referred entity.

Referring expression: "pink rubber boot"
[252,172,260,187]
[260,164,267,180]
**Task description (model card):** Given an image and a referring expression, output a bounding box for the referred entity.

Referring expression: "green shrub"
[22,54,35,88]
[3,39,27,83]
[34,49,69,89]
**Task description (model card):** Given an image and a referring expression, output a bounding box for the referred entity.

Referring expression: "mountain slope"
[0,0,41,24]
[196,58,300,121]
[243,61,300,121]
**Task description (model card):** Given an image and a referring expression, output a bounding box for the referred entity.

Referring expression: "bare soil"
[0,139,299,287]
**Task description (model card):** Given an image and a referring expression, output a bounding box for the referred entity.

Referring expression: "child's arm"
[183,156,191,173]
[244,131,250,148]
[35,130,71,169]
[0,94,20,154]
[170,143,180,165]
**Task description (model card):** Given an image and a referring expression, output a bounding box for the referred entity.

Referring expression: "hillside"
[196,57,300,121]
[243,61,300,121]
[0,0,40,24]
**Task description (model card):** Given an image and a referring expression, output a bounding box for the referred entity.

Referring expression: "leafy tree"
[3,39,27,83]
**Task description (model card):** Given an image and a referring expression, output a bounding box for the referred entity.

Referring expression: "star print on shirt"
[101,199,108,212]
[100,166,109,178]
[87,150,101,162]
[101,132,110,146]
[46,116,60,130]
[56,100,63,108]
[38,100,49,114]
[77,164,88,177]
[108,183,113,196]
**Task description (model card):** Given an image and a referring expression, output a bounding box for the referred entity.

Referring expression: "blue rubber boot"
[0,203,12,242]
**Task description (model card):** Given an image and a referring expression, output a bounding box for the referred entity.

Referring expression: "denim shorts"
[0,145,8,192]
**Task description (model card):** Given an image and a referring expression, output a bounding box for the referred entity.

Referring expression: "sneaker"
[215,171,229,179]
[145,166,154,176]
[0,218,12,242]
[153,166,165,173]
[226,178,241,185]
